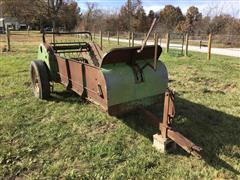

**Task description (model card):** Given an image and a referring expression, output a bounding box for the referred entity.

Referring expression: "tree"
[207,14,240,36]
[59,1,81,31]
[118,0,147,32]
[176,6,202,34]
[2,0,47,26]
[2,0,81,31]
[81,3,104,31]
[147,10,155,27]
[104,13,119,32]
[47,0,63,32]
[132,4,147,32]
[158,5,184,33]
[185,6,202,34]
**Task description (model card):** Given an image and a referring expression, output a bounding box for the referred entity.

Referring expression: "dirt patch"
[95,122,117,134]
[86,122,117,137]
[188,77,216,85]
[220,83,237,93]
[0,95,5,100]
[23,81,31,87]
[202,88,225,94]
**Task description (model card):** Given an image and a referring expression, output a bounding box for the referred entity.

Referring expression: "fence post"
[117,31,119,45]
[52,28,55,43]
[100,30,103,50]
[128,32,131,47]
[131,32,134,47]
[145,33,147,44]
[166,33,170,53]
[185,33,189,56]
[208,34,212,60]
[27,26,30,37]
[181,34,184,54]
[108,31,110,43]
[6,27,10,51]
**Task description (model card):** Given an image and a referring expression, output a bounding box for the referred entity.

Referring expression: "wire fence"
[1,30,240,59]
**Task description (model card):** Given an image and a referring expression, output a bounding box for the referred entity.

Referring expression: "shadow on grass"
[174,97,239,174]
[50,90,86,104]
[118,96,240,175]
[49,90,240,174]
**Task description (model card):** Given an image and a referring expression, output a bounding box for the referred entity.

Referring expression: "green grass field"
[0,32,240,179]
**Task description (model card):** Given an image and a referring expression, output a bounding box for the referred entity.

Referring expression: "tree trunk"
[39,18,43,32]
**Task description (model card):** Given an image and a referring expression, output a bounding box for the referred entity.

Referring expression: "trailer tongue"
[30,20,202,158]
[141,90,202,158]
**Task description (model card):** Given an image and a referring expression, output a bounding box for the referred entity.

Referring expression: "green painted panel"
[101,60,168,107]
[37,43,59,81]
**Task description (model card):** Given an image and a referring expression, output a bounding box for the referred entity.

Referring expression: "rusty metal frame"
[42,31,92,43]
[141,89,202,158]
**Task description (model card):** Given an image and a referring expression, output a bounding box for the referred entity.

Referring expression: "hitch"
[142,89,202,158]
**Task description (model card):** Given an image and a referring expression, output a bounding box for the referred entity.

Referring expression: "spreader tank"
[100,46,168,115]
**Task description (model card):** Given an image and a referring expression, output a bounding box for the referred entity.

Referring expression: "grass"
[0,32,240,179]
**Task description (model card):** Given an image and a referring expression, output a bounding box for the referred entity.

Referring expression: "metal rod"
[131,32,134,47]
[137,18,157,53]
[100,31,103,50]
[154,33,158,70]
[117,31,119,45]
[42,31,92,42]
[128,32,131,47]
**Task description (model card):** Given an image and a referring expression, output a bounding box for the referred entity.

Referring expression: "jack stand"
[153,134,176,153]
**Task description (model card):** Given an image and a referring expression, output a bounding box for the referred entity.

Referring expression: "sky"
[76,0,240,17]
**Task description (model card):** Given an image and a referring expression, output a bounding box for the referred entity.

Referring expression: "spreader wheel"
[30,60,50,99]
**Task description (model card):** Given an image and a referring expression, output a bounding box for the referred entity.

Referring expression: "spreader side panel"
[101,60,168,115]
[84,65,108,111]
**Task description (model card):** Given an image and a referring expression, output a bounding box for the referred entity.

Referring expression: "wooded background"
[1,0,240,37]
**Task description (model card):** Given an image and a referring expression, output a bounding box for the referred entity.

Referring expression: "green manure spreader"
[30,20,202,158]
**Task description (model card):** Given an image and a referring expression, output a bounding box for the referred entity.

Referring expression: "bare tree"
[47,0,63,31]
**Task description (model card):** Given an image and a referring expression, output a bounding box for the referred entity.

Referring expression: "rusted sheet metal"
[68,60,84,95]
[89,42,103,65]
[100,45,162,66]
[55,54,108,111]
[84,65,107,110]
[161,90,175,138]
[56,56,69,87]
[167,129,202,158]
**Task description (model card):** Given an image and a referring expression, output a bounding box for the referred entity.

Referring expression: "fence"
[92,31,218,60]
[1,29,240,60]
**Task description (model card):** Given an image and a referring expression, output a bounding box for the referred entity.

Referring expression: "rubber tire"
[30,60,50,99]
